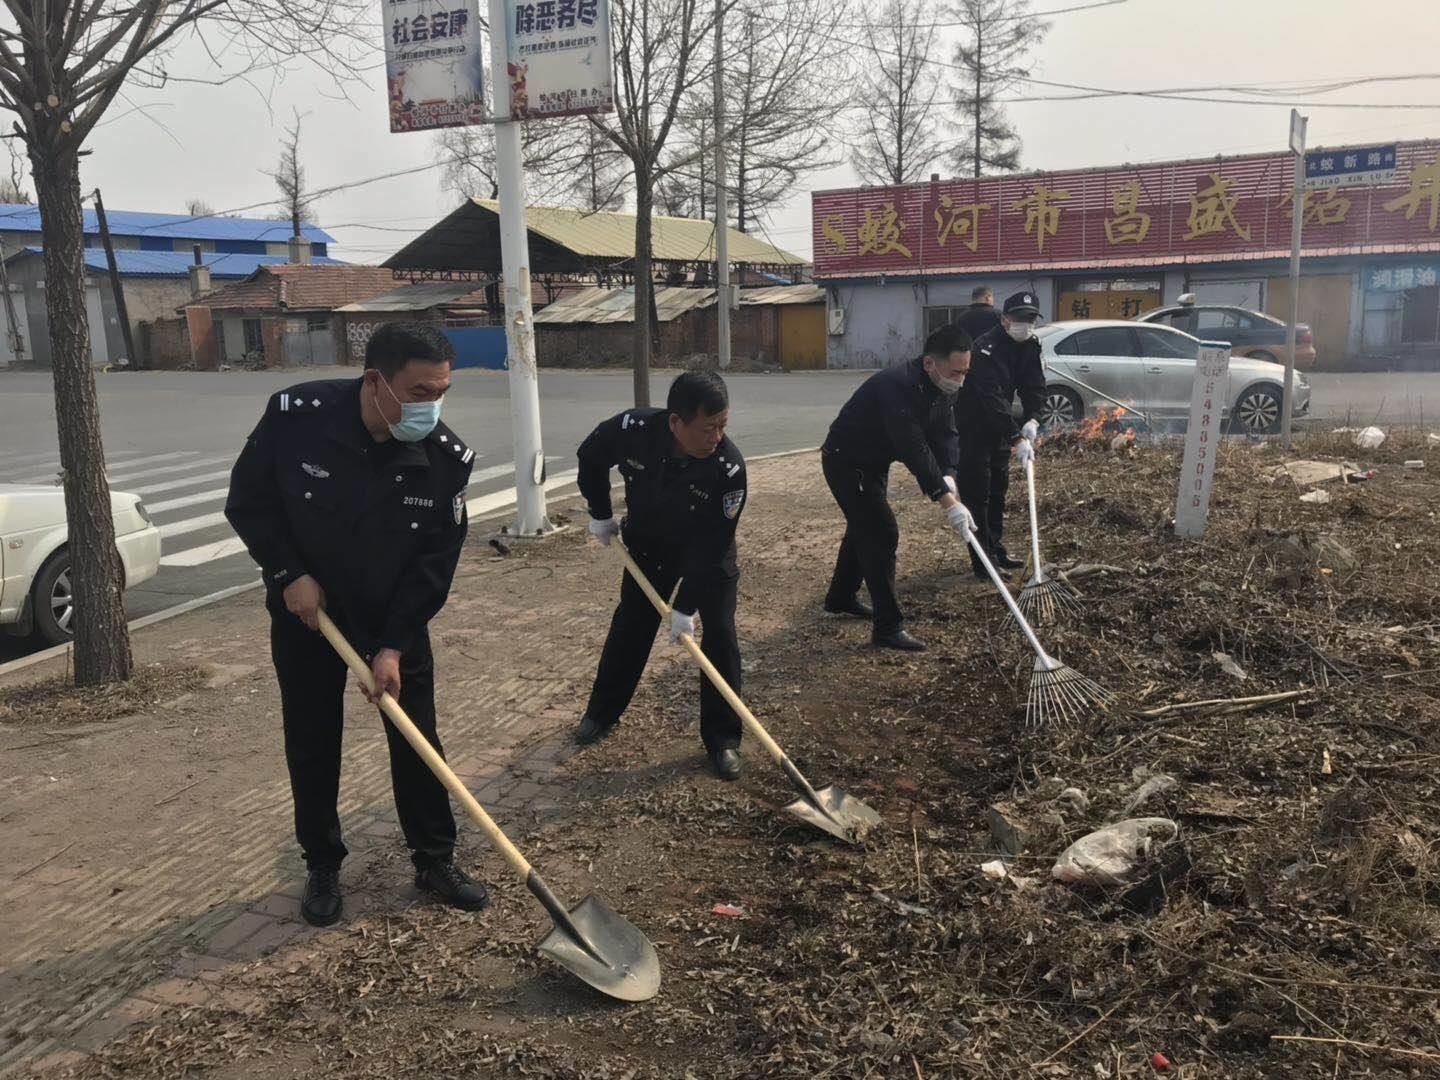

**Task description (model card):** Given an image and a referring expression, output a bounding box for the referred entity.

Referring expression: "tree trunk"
[631,175,653,407]
[30,142,133,685]
[972,28,982,179]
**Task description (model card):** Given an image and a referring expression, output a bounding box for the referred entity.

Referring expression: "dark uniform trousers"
[957,436,1011,571]
[270,606,456,871]
[584,538,743,753]
[822,450,904,634]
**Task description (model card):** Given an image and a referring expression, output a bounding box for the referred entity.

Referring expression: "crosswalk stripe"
[466,470,579,518]
[145,486,229,515]
[13,451,201,485]
[108,453,230,483]
[160,537,251,568]
[158,510,229,540]
[0,447,147,471]
[131,468,233,497]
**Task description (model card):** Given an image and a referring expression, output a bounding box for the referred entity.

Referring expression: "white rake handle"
[962,524,1056,667]
[1024,457,1045,581]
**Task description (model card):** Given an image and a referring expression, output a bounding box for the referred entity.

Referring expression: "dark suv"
[1137,297,1316,371]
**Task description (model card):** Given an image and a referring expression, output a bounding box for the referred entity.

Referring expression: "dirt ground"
[20,429,1440,1079]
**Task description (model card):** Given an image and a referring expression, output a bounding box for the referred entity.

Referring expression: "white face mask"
[1007,322,1035,343]
[934,374,965,395]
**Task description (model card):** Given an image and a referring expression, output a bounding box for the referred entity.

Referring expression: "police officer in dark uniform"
[957,285,1002,342]
[225,323,489,927]
[573,371,749,781]
[821,323,976,653]
[953,290,1047,580]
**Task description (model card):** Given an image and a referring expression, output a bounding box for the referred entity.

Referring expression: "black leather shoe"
[301,866,343,927]
[710,747,743,781]
[574,713,615,745]
[415,861,491,911]
[872,628,927,652]
[973,565,1013,583]
[995,551,1025,571]
[824,596,875,619]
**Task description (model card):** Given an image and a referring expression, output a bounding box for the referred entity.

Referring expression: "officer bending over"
[225,323,488,927]
[953,290,1047,581]
[574,371,748,781]
[821,324,975,653]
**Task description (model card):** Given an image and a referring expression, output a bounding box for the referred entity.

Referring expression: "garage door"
[779,305,826,370]
[1266,274,1351,369]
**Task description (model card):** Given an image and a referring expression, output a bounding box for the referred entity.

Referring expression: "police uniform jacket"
[577,407,746,616]
[225,378,474,657]
[953,325,1046,446]
[822,356,959,501]
[956,302,1002,342]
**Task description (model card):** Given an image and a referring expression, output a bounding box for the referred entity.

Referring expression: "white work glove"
[668,609,696,644]
[587,516,622,546]
[1021,419,1039,442]
[943,475,958,497]
[945,500,975,537]
[1015,438,1035,464]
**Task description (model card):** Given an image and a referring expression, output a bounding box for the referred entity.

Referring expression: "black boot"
[710,747,743,781]
[415,861,491,912]
[824,595,875,619]
[994,548,1024,571]
[872,628,927,652]
[574,713,616,746]
[301,866,343,927]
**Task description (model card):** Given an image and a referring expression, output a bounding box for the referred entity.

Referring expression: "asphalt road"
[1,365,1437,663]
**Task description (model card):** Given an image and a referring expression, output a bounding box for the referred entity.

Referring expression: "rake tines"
[1026,654,1116,730]
[1015,572,1084,627]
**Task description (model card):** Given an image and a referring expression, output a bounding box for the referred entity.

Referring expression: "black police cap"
[1003,291,1041,316]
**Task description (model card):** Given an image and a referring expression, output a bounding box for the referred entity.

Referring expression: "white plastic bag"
[1052,818,1179,887]
[1353,426,1386,450]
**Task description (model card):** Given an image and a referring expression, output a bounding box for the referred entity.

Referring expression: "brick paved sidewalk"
[0,450,863,1077]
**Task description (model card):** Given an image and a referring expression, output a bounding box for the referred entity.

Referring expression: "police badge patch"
[453,489,466,525]
[723,489,745,519]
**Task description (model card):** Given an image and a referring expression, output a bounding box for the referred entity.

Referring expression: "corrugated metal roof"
[194,265,400,311]
[8,247,346,279]
[0,203,333,243]
[738,284,824,306]
[474,200,804,266]
[533,285,718,325]
[336,281,487,312]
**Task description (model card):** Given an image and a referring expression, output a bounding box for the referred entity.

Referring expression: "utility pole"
[0,241,25,366]
[1281,109,1306,448]
[94,189,137,369]
[486,0,553,536]
[713,0,731,370]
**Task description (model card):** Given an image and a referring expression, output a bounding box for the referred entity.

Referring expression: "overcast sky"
[73,0,1440,264]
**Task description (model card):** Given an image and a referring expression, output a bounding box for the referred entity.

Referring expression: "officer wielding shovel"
[316,611,661,1002]
[958,526,1115,729]
[613,542,882,845]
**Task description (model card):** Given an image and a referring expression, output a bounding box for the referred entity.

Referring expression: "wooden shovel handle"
[315,610,532,882]
[611,543,788,767]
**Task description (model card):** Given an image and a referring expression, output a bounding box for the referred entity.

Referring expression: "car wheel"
[32,550,74,646]
[1038,386,1084,429]
[1231,384,1283,436]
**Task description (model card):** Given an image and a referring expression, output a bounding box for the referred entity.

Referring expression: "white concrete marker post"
[487,0,554,537]
[1174,341,1233,540]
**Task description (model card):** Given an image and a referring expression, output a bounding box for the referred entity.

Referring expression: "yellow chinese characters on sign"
[1104,181,1151,244]
[1012,185,1069,253]
[820,215,850,255]
[1383,157,1440,232]
[857,201,913,259]
[934,194,991,251]
[1184,172,1251,242]
[1278,187,1351,227]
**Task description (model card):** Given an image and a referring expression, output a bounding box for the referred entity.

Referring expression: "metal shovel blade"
[536,893,662,1002]
[784,784,883,844]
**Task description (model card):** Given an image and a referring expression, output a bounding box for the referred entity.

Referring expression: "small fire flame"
[1075,405,1133,440]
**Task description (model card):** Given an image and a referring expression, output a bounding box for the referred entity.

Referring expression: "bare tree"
[950,0,1049,177]
[722,0,848,232]
[849,0,948,185]
[268,110,317,240]
[0,0,367,684]
[184,197,215,217]
[657,98,712,221]
[436,112,627,211]
[591,0,718,407]
[0,140,30,203]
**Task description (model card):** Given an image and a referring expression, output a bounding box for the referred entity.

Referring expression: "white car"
[1035,320,1312,435]
[0,484,161,645]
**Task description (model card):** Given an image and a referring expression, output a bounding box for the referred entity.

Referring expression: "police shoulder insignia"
[453,489,466,525]
[722,489,745,519]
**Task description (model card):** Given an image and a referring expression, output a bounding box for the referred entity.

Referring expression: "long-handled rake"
[961,523,1115,729]
[1012,457,1082,626]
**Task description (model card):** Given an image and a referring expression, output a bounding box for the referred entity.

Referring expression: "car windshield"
[1035,325,1065,339]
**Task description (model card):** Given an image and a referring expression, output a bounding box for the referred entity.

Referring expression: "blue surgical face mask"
[377,375,442,442]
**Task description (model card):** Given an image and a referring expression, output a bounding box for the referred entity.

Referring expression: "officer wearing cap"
[573,371,749,781]
[953,290,1047,581]
[821,323,976,653]
[225,323,490,927]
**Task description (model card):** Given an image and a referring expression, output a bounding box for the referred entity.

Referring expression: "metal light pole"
[1281,109,1306,449]
[487,0,553,536]
[713,0,730,370]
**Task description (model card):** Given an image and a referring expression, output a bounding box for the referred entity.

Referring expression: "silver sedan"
[1033,320,1311,435]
